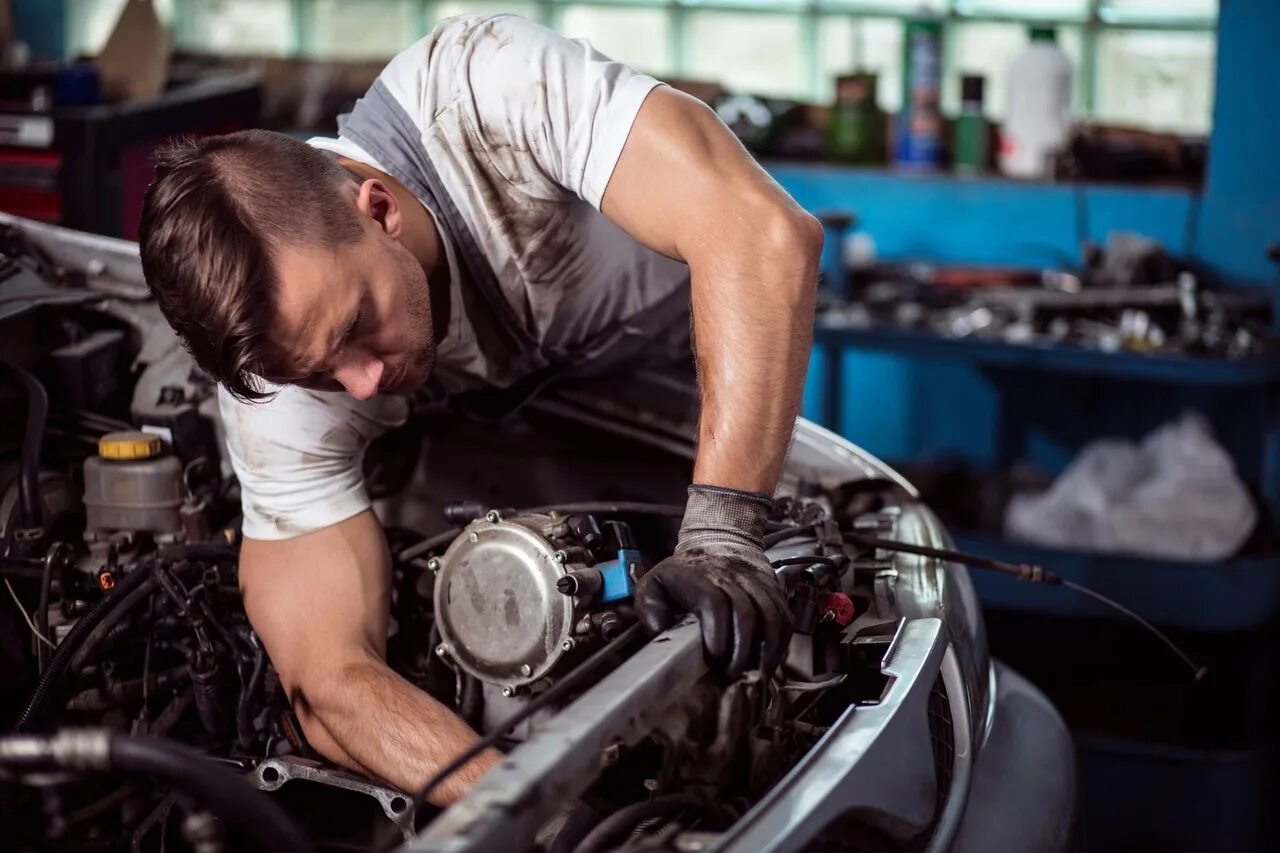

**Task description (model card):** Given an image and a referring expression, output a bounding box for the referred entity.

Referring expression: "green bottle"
[825,73,888,165]
[953,74,989,174]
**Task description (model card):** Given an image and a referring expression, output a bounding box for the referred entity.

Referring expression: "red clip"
[820,592,855,627]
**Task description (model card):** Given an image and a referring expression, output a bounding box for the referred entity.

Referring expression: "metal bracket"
[249,755,416,837]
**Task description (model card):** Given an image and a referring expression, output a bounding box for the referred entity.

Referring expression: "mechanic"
[137,14,820,806]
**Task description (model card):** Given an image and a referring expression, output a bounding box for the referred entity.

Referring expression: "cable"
[1061,580,1207,681]
[4,579,54,650]
[848,533,1207,681]
[848,534,1062,584]
[377,623,647,851]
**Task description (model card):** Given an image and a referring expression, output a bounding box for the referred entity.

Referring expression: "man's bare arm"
[240,511,499,804]
[602,87,822,492]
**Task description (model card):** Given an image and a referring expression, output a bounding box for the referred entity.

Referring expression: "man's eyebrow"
[288,300,361,379]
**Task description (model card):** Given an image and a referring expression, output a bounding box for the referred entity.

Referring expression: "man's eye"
[339,311,363,351]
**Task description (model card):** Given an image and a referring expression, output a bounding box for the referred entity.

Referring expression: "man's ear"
[354,178,403,240]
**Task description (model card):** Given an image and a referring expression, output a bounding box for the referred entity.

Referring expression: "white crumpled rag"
[1005,412,1256,560]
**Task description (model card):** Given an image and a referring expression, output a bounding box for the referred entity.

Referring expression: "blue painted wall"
[772,166,1198,268]
[1194,0,1280,287]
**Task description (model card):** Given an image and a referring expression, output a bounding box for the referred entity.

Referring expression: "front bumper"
[954,661,1078,853]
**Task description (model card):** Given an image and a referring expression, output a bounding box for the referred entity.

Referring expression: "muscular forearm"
[688,210,821,492]
[240,513,499,806]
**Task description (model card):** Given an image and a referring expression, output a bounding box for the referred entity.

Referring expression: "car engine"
[1,216,952,852]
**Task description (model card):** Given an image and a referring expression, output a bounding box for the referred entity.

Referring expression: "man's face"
[267,217,435,400]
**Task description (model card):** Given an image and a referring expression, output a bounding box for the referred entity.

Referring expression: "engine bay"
[2,417,923,852]
[0,218,942,852]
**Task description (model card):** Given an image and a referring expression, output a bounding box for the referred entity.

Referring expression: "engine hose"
[571,795,705,853]
[9,562,156,734]
[1,363,48,530]
[236,631,266,750]
[67,577,158,674]
[0,729,313,853]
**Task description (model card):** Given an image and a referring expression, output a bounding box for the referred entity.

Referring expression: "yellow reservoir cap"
[99,431,163,460]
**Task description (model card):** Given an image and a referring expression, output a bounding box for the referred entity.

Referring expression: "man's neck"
[337,156,451,343]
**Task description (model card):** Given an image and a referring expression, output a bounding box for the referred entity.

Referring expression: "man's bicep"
[600,87,801,263]
[218,385,408,541]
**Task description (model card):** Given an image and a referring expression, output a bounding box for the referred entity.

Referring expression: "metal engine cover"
[434,516,575,688]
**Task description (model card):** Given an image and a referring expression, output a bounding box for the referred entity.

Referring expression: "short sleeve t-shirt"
[220,14,690,541]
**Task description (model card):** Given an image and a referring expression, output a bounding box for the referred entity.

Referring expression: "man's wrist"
[675,483,773,553]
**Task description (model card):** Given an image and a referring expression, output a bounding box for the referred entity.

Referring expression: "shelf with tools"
[813,321,1280,408]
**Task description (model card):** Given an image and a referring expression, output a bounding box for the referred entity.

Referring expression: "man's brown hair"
[139,129,365,400]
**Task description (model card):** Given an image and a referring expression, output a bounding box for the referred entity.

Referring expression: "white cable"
[4,578,56,650]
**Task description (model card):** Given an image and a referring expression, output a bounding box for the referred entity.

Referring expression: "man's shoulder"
[371,14,551,114]
[218,383,411,465]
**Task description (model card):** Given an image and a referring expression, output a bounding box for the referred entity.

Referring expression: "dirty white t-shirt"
[220,14,690,540]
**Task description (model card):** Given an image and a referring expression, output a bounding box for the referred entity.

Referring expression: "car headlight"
[782,419,993,748]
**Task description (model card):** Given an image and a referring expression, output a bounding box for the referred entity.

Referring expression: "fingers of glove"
[638,565,733,665]
[690,582,734,667]
[634,574,676,636]
[738,573,794,677]
[718,572,759,680]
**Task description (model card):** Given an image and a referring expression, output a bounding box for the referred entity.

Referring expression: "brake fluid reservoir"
[83,431,183,534]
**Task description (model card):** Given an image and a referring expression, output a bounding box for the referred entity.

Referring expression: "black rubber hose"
[1,364,48,529]
[67,577,157,673]
[10,562,156,733]
[0,731,312,852]
[109,734,313,851]
[236,631,266,750]
[571,795,704,853]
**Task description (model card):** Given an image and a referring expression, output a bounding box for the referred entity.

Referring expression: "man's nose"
[331,349,384,400]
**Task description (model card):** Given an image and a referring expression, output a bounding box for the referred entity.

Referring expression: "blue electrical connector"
[595,548,642,603]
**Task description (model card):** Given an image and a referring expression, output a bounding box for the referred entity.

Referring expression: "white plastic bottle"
[999,26,1073,179]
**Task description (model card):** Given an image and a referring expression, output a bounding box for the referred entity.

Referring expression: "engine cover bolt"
[519,663,533,677]
[427,558,440,572]
[501,685,517,697]
[561,638,575,652]
[485,510,502,523]
[435,644,450,658]
[554,550,567,563]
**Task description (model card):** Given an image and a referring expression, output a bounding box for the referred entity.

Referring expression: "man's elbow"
[757,202,823,295]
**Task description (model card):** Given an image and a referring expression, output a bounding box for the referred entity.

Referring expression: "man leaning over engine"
[137,14,819,805]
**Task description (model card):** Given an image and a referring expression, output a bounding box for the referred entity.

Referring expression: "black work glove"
[635,484,793,678]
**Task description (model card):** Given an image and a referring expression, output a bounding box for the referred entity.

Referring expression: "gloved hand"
[635,484,793,678]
